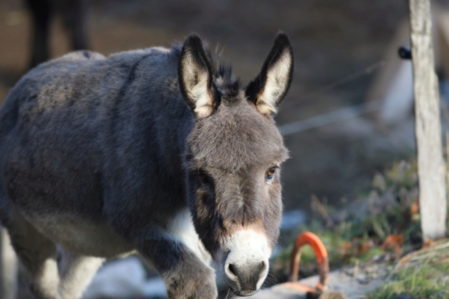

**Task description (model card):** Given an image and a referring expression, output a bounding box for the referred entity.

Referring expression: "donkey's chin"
[233,289,258,297]
[239,291,258,297]
[226,279,263,297]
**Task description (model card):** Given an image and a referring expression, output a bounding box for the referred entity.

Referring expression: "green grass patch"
[368,241,449,299]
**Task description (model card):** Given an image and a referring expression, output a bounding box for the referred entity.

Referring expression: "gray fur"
[0,34,293,299]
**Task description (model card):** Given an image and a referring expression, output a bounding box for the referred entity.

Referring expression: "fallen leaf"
[382,234,404,255]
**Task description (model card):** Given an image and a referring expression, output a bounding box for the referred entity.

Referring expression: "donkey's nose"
[226,261,267,294]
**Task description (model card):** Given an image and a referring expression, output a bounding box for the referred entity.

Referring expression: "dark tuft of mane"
[215,64,239,98]
[173,43,240,98]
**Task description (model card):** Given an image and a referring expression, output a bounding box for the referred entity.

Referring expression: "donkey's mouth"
[235,289,258,297]
[229,286,258,297]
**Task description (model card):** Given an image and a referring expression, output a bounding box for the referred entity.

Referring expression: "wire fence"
[279,60,386,137]
[280,101,382,136]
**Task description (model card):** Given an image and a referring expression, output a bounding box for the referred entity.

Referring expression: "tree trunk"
[409,0,447,240]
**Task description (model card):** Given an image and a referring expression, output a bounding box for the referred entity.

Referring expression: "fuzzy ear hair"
[179,34,215,118]
[246,33,294,116]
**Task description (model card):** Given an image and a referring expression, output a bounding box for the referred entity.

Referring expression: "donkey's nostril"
[228,263,238,277]
[258,261,266,272]
[225,261,267,293]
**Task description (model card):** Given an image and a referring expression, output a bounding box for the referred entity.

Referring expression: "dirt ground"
[0,0,419,207]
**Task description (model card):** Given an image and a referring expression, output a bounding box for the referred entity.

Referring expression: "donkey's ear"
[179,35,215,118]
[246,33,293,116]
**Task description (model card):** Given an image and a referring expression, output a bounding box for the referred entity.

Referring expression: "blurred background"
[2,0,449,298]
[0,0,418,209]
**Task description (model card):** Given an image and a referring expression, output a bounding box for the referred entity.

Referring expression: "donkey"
[0,33,293,299]
[25,0,89,68]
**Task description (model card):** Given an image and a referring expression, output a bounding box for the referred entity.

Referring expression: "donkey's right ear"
[179,35,215,119]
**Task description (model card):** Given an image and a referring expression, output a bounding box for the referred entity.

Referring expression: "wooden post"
[409,0,447,240]
[0,228,17,299]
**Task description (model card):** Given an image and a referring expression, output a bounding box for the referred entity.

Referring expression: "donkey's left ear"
[246,33,294,116]
[179,34,216,119]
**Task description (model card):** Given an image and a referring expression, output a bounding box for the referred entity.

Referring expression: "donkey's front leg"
[138,229,217,299]
[58,250,104,299]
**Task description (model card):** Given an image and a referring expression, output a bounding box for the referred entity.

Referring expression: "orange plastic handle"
[289,232,329,291]
[294,232,328,264]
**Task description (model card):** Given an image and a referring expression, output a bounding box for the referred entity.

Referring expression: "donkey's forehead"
[187,100,288,170]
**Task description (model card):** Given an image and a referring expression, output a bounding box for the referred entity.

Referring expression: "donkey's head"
[179,33,293,296]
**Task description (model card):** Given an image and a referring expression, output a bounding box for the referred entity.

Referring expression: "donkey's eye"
[265,166,279,183]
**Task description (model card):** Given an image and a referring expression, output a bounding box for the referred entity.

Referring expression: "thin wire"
[280,101,382,136]
[299,60,385,101]
[280,60,386,136]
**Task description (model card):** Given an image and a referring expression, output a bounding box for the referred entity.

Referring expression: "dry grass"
[368,240,449,299]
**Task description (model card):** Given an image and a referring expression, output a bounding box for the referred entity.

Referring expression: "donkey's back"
[0,46,184,215]
[0,50,111,219]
